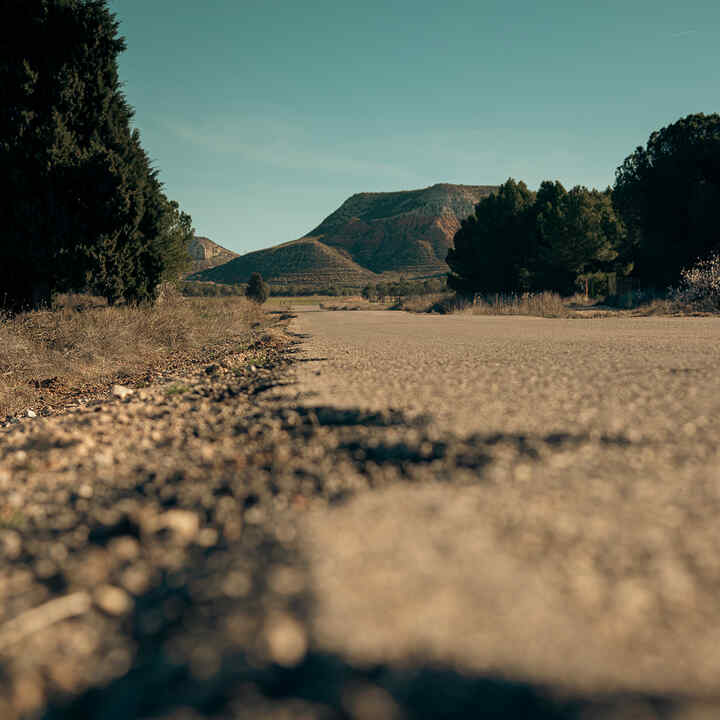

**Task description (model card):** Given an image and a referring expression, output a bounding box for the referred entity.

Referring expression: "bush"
[613,113,720,290]
[427,294,473,314]
[671,252,720,311]
[245,273,269,304]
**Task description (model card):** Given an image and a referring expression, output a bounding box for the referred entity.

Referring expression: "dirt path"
[1,310,720,718]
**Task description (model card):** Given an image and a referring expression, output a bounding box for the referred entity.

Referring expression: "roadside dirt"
[1,310,719,718]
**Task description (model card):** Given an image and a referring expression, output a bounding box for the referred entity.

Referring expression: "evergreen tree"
[534,183,622,293]
[445,179,624,296]
[0,0,191,309]
[446,179,537,297]
[245,272,269,304]
[613,113,720,289]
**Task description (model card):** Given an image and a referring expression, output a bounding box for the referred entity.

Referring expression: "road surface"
[286,309,720,716]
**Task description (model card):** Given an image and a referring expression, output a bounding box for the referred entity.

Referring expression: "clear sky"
[107,0,719,254]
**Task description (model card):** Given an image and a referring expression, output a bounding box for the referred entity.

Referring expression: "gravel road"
[1,309,719,718]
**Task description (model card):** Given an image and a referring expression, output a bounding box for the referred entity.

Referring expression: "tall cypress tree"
[0,0,191,309]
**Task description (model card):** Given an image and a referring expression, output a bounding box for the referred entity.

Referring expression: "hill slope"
[193,183,496,285]
[304,183,496,275]
[187,236,238,275]
[193,238,376,287]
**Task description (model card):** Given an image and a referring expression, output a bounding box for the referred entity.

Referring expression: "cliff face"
[305,184,496,275]
[192,183,497,286]
[187,237,238,274]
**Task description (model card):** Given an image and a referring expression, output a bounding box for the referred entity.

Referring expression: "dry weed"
[472,292,569,318]
[0,293,264,417]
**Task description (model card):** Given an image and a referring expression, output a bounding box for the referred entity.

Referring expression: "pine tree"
[245,273,269,304]
[613,113,720,289]
[446,179,537,297]
[0,0,191,309]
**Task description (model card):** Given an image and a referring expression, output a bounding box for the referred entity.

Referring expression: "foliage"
[670,252,720,311]
[446,179,624,296]
[179,281,245,297]
[362,277,446,302]
[613,113,720,289]
[0,0,192,310]
[534,183,622,294]
[245,272,269,304]
[446,179,537,296]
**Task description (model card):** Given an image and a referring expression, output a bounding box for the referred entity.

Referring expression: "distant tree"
[613,113,720,289]
[0,0,192,309]
[245,272,269,304]
[446,179,537,297]
[533,183,622,293]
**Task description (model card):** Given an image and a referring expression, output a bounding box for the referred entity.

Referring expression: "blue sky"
[107,0,720,254]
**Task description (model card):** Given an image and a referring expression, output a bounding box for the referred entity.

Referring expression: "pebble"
[121,565,151,596]
[264,614,307,667]
[94,585,133,616]
[111,385,134,401]
[0,530,23,560]
[158,510,200,544]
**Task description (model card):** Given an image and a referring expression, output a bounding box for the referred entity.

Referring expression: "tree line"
[447,113,720,297]
[1,0,192,311]
[362,277,447,302]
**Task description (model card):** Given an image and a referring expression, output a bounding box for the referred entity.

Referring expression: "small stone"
[95,585,133,616]
[221,571,252,598]
[0,530,22,560]
[245,506,265,524]
[121,565,151,595]
[26,409,37,418]
[112,384,134,400]
[195,527,219,547]
[77,483,93,499]
[265,614,307,667]
[108,536,140,561]
[157,510,200,544]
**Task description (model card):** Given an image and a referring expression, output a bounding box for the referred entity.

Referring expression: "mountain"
[193,237,376,287]
[192,183,496,286]
[186,236,238,275]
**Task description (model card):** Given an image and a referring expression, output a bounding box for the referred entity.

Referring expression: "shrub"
[245,272,269,304]
[671,252,720,311]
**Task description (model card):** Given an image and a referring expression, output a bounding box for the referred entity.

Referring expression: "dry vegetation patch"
[0,292,264,418]
[398,291,573,317]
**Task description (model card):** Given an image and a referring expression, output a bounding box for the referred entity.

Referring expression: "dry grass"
[472,292,570,318]
[0,291,264,417]
[398,291,571,317]
[394,294,449,313]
